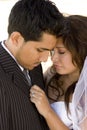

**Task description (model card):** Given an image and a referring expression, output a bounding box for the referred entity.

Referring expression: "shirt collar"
[1,41,24,71]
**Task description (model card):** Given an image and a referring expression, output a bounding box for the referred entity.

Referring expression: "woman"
[30,15,87,130]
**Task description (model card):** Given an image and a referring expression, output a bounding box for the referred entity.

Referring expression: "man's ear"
[10,32,24,46]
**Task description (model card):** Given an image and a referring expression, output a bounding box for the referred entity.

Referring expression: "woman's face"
[51,37,78,75]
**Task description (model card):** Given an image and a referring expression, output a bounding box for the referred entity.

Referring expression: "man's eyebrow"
[39,48,52,51]
[56,47,65,48]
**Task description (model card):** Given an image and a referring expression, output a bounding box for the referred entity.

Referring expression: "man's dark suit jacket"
[0,43,49,130]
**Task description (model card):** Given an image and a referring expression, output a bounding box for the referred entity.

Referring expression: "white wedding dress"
[51,101,73,129]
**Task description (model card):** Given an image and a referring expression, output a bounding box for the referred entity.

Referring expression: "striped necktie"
[23,69,32,86]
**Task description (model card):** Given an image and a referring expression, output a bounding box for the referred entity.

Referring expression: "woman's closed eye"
[58,51,65,54]
[50,50,66,56]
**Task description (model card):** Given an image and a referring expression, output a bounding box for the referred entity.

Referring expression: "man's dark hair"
[8,0,64,41]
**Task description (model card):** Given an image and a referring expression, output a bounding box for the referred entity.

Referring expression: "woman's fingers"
[30,85,44,102]
[30,85,51,116]
[30,85,44,98]
[30,85,44,92]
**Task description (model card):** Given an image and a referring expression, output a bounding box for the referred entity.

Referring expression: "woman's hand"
[30,85,69,130]
[30,85,51,117]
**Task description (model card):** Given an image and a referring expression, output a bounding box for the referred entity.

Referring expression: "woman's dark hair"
[46,15,87,112]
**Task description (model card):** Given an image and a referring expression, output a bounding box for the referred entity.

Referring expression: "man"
[0,0,64,130]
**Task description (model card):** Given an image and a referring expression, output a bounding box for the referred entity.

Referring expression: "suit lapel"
[0,43,30,96]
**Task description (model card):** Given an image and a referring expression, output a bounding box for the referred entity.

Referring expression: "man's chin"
[27,64,40,70]
[28,67,34,70]
[28,66,37,70]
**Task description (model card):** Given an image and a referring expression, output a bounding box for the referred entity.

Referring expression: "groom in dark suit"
[0,0,64,130]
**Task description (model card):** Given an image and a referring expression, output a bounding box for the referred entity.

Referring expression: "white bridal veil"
[72,56,87,130]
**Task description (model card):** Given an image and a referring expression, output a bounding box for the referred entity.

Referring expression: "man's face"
[15,33,57,70]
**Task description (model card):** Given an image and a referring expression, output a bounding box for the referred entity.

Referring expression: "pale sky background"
[53,0,87,16]
[0,0,87,40]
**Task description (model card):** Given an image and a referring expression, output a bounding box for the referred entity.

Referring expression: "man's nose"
[39,51,50,62]
[51,51,59,63]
